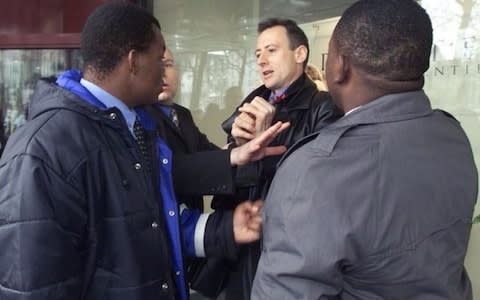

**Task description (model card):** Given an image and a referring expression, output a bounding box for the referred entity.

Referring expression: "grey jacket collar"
[278,90,434,166]
[312,90,433,154]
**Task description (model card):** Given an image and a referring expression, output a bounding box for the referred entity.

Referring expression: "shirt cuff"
[194,212,212,257]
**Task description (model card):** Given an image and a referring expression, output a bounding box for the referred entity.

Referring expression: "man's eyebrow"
[255,44,276,54]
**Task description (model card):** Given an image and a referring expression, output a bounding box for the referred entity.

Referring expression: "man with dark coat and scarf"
[213,18,342,300]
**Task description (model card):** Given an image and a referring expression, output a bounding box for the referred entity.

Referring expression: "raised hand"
[230,121,290,166]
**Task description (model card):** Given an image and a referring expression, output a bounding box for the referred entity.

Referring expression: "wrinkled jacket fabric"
[214,74,342,300]
[0,78,181,299]
[252,91,478,300]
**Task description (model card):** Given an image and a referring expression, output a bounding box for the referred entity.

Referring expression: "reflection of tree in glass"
[176,48,249,114]
[223,85,243,114]
[0,49,81,140]
[457,0,474,29]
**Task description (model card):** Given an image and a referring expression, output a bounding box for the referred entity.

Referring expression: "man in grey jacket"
[252,0,478,299]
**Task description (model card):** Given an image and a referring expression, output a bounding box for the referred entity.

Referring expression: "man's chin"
[263,81,273,89]
[158,92,170,102]
[263,78,281,90]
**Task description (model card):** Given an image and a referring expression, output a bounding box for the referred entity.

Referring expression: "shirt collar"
[344,106,362,116]
[80,78,137,136]
[155,103,173,117]
[269,86,290,103]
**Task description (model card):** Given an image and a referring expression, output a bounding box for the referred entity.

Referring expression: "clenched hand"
[232,96,275,146]
[233,200,264,244]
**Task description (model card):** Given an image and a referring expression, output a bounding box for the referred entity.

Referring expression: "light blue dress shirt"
[80,78,137,137]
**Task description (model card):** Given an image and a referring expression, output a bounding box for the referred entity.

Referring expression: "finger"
[247,217,262,232]
[232,123,255,138]
[237,200,254,212]
[264,145,287,157]
[234,113,256,133]
[233,202,249,226]
[239,101,273,119]
[232,125,255,141]
[248,200,263,215]
[235,112,255,127]
[249,99,272,112]
[233,137,249,146]
[252,199,264,212]
[249,213,262,223]
[253,121,290,147]
[237,111,255,123]
[251,121,281,144]
[252,96,268,103]
[251,97,275,113]
[238,104,267,118]
[277,122,291,133]
[260,122,290,146]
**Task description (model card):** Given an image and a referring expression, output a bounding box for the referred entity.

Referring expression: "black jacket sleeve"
[173,150,236,196]
[203,210,239,260]
[0,155,86,299]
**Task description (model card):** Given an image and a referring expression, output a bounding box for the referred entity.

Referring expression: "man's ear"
[294,45,308,65]
[331,53,350,84]
[127,49,138,74]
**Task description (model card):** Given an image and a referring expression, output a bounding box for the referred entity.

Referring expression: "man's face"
[255,25,304,91]
[134,25,166,105]
[158,48,178,104]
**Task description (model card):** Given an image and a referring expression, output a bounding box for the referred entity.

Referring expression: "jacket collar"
[146,104,189,150]
[29,76,106,121]
[56,70,106,109]
[277,90,433,166]
[280,73,318,110]
[330,90,432,129]
[312,90,433,154]
[245,73,318,111]
[58,70,155,130]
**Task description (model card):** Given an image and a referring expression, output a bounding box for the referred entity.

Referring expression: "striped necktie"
[133,118,151,173]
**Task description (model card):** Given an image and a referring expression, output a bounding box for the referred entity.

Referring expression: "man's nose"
[257,52,267,66]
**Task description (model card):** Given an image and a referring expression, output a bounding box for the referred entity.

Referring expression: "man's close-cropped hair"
[258,18,310,68]
[332,0,433,81]
[81,2,161,77]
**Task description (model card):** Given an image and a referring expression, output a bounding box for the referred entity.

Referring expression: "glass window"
[153,0,353,145]
[0,49,81,153]
[420,0,480,295]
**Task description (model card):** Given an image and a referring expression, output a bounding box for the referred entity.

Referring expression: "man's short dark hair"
[258,18,310,69]
[333,0,433,81]
[81,2,161,76]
